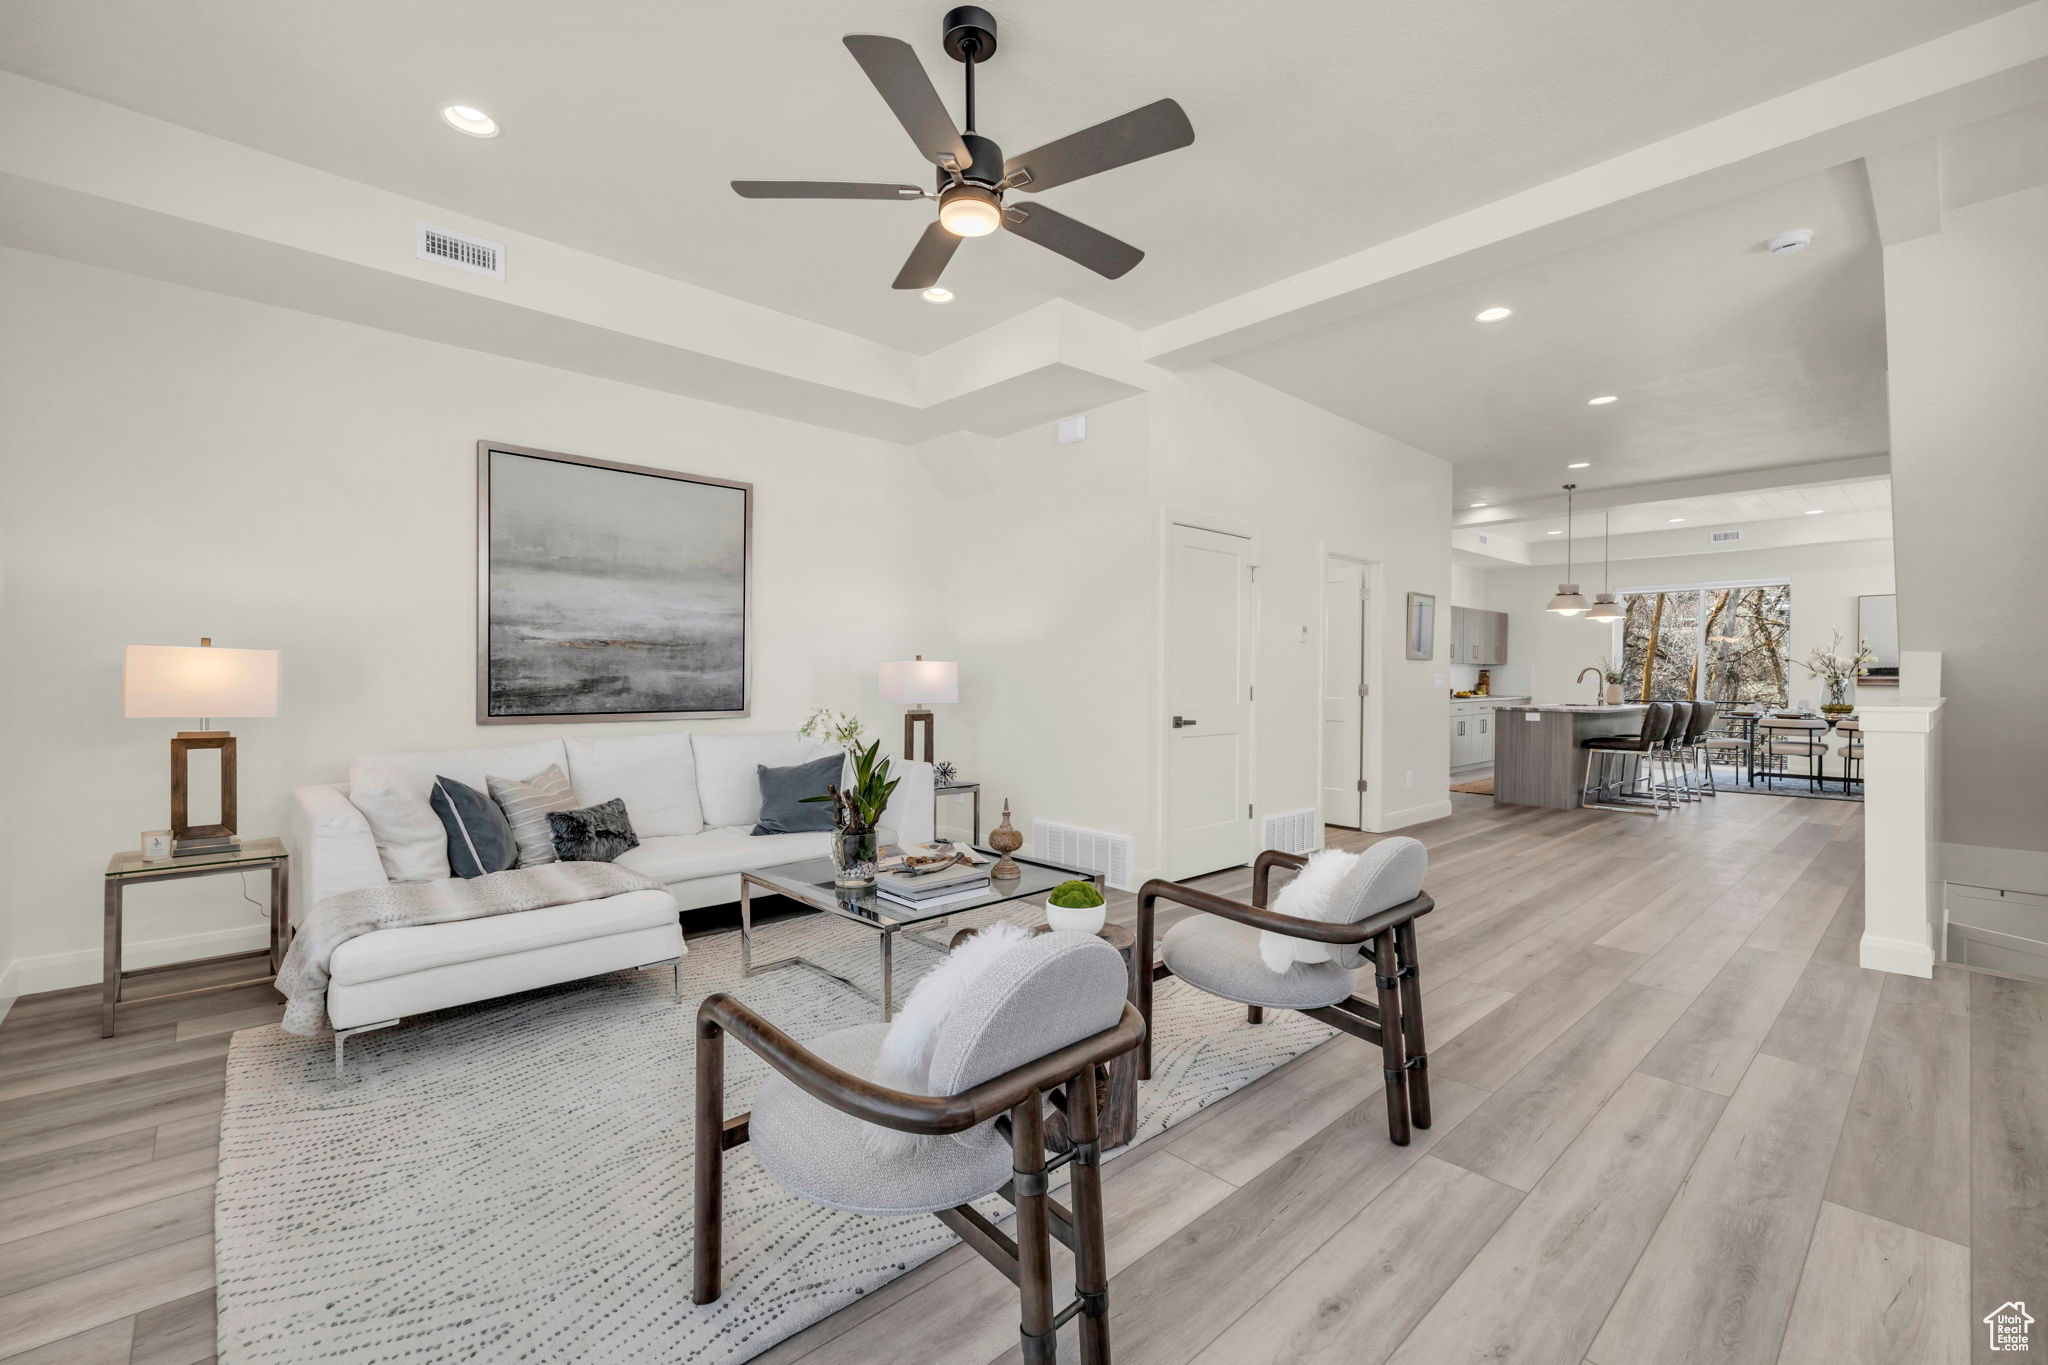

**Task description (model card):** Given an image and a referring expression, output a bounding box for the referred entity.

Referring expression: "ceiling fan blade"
[1002,98,1194,193]
[732,180,925,200]
[1002,203,1143,279]
[892,220,962,290]
[843,35,973,171]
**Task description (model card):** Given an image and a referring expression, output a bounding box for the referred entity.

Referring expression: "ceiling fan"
[732,6,1194,290]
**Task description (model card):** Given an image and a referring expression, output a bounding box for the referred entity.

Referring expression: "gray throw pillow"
[430,776,518,879]
[548,797,640,863]
[753,754,844,834]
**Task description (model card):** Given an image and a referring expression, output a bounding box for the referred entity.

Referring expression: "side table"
[103,837,289,1037]
[1040,921,1140,1151]
[934,781,982,843]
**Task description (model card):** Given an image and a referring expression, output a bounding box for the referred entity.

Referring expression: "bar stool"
[1581,702,1676,815]
[1758,715,1828,792]
[1678,700,1719,798]
[1655,701,1695,803]
[1835,718,1863,792]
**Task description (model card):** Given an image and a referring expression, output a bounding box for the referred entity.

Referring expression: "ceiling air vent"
[416,222,504,280]
[1710,529,1744,544]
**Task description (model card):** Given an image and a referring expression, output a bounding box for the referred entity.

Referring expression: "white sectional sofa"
[290,731,934,1043]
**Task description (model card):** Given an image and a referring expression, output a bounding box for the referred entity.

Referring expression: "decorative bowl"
[1045,900,1107,936]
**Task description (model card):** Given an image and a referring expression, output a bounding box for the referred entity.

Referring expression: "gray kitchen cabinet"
[1447,607,1510,665]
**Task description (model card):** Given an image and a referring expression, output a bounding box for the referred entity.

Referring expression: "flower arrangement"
[1794,630,1875,712]
[798,707,867,754]
[1600,654,1628,685]
[800,737,899,888]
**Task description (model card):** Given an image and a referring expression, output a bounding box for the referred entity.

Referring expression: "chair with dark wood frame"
[1134,846,1434,1146]
[693,989,1146,1363]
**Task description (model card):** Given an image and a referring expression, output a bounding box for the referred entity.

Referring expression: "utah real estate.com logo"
[1985,1301,2034,1352]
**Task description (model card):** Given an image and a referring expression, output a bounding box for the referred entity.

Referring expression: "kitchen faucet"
[1577,666,1604,704]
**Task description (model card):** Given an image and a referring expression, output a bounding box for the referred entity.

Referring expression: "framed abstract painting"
[477,441,752,722]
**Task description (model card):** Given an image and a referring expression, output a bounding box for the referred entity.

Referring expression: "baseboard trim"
[1858,931,1935,978]
[0,958,18,1026]
[12,922,271,997]
[1377,800,1455,833]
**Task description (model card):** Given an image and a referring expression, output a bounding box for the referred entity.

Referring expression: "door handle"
[1173,716,1199,728]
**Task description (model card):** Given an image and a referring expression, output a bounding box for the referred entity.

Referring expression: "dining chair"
[1835,717,1863,792]
[693,931,1144,1364]
[1758,715,1829,792]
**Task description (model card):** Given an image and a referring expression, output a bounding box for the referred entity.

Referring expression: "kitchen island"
[1491,704,1649,809]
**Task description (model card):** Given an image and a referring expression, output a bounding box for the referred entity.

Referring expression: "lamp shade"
[878,657,958,706]
[1585,593,1625,622]
[1545,584,1589,616]
[124,644,280,719]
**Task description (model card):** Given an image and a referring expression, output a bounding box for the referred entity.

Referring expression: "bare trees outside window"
[1619,584,1790,704]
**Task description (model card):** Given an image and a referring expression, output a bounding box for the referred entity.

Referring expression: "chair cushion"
[692,734,840,830]
[927,931,1131,1097]
[1842,744,1865,758]
[1162,917,1355,1009]
[614,828,835,883]
[1767,741,1827,755]
[1700,737,1750,749]
[565,734,703,837]
[326,886,678,985]
[749,1023,1013,1215]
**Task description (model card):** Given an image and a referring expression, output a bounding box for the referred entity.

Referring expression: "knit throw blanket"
[277,863,666,1035]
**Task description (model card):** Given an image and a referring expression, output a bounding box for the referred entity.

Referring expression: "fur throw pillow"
[1258,848,1361,973]
[863,920,1035,1158]
[546,797,640,863]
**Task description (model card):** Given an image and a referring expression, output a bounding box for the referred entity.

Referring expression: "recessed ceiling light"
[1667,517,1687,523]
[1547,530,1563,535]
[921,287,954,304]
[1469,502,1488,508]
[1587,395,1619,406]
[441,104,500,138]
[1474,306,1513,323]
[1567,461,1591,469]
[1805,508,1825,515]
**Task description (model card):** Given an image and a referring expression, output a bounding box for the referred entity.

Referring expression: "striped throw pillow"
[486,764,579,868]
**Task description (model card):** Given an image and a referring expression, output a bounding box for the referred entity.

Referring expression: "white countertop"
[1449,694,1529,704]
[1491,702,1648,713]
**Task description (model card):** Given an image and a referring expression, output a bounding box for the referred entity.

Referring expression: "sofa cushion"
[486,764,579,868]
[1161,917,1355,1009]
[565,734,704,837]
[615,828,835,884]
[753,754,843,835]
[549,797,640,863]
[349,739,568,882]
[326,887,678,985]
[692,733,839,830]
[429,776,517,879]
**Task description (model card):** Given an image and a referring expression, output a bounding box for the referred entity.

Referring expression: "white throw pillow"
[863,921,1035,1158]
[1259,848,1362,973]
[566,734,703,837]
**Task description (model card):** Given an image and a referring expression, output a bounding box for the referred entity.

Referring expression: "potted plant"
[1794,630,1875,715]
[798,720,899,888]
[1045,879,1107,935]
[1601,656,1627,705]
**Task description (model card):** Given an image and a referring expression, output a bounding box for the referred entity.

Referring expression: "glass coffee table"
[739,850,1101,1018]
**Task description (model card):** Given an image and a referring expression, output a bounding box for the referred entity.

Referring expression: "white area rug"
[216,906,1334,1364]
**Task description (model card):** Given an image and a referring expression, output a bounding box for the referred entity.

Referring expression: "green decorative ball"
[1047,879,1105,910]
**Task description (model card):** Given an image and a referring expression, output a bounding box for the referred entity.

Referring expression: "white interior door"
[1166,523,1254,879]
[1322,560,1367,828]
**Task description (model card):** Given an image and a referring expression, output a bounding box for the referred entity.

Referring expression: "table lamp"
[124,638,280,854]
[878,655,958,763]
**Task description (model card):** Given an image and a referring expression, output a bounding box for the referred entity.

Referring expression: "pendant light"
[1586,510,1624,622]
[1545,483,1588,615]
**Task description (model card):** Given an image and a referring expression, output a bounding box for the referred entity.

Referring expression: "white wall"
[1477,538,1896,708]
[0,249,930,992]
[929,365,1455,880]
[1887,182,2048,870]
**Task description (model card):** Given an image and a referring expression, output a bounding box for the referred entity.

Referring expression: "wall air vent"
[1710,529,1744,544]
[1029,820,1135,892]
[416,222,504,279]
[1262,808,1320,856]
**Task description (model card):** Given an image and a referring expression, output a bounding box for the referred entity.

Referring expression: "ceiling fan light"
[1586,593,1624,622]
[938,185,1003,237]
[1546,584,1588,615]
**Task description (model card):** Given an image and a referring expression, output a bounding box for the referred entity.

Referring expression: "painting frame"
[1405,592,1436,661]
[476,440,754,724]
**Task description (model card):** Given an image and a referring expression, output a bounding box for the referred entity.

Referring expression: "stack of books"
[875,859,992,913]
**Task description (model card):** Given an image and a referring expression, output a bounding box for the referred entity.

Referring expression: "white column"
[1858,695,1945,977]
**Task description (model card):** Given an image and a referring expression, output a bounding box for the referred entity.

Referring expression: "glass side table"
[934,781,981,842]
[103,836,289,1037]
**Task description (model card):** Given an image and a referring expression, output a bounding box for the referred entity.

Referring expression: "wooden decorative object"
[902,709,935,762]
[170,731,238,851]
[987,800,1023,879]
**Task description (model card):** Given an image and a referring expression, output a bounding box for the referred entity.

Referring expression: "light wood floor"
[2,791,2041,1364]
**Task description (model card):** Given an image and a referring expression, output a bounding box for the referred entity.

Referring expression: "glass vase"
[831,825,879,888]
[1822,678,1853,714]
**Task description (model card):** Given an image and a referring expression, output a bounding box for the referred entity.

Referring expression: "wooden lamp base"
[171,730,240,854]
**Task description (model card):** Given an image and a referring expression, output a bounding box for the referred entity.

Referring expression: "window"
[1617,582,1790,704]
